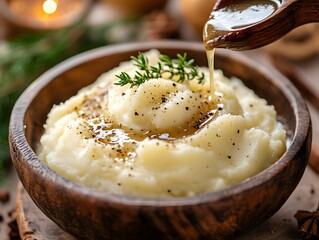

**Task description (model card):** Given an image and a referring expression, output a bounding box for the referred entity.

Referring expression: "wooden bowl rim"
[10,40,310,206]
[0,0,92,30]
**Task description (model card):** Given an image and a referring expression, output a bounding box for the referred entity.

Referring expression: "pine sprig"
[114,53,205,88]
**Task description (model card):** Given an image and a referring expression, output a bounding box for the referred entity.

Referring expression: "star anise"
[295,205,319,239]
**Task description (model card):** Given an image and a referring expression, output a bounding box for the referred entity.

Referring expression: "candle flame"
[43,0,57,15]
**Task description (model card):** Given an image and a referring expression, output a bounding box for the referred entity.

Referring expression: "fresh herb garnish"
[114,53,205,88]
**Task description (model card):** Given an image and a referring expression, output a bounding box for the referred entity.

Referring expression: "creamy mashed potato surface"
[37,50,286,197]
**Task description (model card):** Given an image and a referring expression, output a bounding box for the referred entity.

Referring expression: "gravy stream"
[207,49,215,94]
[203,0,282,91]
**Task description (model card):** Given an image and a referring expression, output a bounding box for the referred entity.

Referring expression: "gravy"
[203,0,282,50]
[203,0,282,92]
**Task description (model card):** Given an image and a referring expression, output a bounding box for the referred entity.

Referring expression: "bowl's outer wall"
[9,42,311,240]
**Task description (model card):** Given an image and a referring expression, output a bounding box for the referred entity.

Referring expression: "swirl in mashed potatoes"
[37,50,286,197]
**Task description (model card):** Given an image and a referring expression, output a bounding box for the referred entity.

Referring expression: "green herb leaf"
[114,53,205,88]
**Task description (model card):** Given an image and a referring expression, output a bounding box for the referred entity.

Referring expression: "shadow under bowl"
[9,41,311,239]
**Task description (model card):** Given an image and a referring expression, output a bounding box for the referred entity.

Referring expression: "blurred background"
[1,0,319,187]
[0,0,318,238]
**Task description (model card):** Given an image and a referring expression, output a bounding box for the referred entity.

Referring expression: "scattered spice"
[295,205,319,239]
[8,217,21,240]
[161,97,167,103]
[0,191,10,204]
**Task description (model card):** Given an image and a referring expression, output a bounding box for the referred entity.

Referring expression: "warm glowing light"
[43,0,57,15]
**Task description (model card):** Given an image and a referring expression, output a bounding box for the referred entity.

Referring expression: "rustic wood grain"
[9,41,311,240]
[16,183,76,240]
[14,167,319,240]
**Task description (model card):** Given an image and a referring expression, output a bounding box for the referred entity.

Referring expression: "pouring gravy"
[203,0,283,91]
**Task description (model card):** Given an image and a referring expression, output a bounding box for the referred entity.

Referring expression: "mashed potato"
[37,50,286,197]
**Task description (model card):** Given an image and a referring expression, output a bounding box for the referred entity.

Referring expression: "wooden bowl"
[9,41,311,239]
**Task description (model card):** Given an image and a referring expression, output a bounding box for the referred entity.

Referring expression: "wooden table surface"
[11,167,319,240]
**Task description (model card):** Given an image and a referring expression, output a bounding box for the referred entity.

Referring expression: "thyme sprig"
[115,53,205,88]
